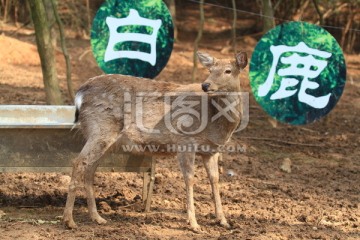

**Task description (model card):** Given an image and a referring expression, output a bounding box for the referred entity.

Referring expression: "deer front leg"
[202,153,230,228]
[177,152,201,232]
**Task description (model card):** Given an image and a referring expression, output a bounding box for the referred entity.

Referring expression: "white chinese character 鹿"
[258,42,332,109]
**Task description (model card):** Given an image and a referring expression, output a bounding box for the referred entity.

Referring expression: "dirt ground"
[0,13,360,240]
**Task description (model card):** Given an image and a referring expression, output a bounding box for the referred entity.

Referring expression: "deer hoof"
[190,224,205,234]
[220,220,231,229]
[92,216,107,225]
[64,219,78,229]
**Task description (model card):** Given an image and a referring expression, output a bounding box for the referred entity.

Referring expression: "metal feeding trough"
[0,105,155,211]
[0,105,76,128]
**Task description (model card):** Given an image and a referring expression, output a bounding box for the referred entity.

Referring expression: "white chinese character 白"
[104,9,162,66]
[258,42,332,109]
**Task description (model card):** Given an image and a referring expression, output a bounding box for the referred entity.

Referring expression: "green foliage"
[250,22,346,125]
[90,0,174,78]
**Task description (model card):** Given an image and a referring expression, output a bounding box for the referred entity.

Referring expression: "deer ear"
[197,52,214,69]
[235,52,248,69]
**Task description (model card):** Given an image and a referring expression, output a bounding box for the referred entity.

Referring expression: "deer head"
[198,51,247,93]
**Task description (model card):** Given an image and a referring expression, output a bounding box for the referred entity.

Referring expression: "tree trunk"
[4,0,11,23]
[191,0,204,82]
[85,0,91,34]
[347,23,357,54]
[28,0,63,105]
[293,0,310,21]
[50,0,74,101]
[312,0,323,25]
[231,0,237,53]
[164,0,177,41]
[43,0,57,49]
[340,6,353,51]
[262,0,275,33]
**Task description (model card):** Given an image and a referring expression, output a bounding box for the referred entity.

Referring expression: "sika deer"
[63,51,248,232]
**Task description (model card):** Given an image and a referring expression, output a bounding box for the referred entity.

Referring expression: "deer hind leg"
[63,153,84,229]
[202,153,230,228]
[177,152,201,232]
[84,155,106,225]
[63,133,118,229]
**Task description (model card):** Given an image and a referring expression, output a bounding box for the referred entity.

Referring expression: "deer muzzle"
[201,82,211,92]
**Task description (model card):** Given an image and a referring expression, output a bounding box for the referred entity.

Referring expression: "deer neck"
[206,93,241,146]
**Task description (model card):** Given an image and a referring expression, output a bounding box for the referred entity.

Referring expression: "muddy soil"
[0,10,359,240]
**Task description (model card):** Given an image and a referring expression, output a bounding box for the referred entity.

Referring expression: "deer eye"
[225,69,232,74]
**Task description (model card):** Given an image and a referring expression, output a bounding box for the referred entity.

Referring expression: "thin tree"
[50,0,74,101]
[293,0,310,21]
[231,0,237,53]
[164,0,177,41]
[85,0,91,34]
[347,22,357,54]
[261,0,276,128]
[341,5,354,52]
[3,0,11,23]
[191,0,204,82]
[312,0,323,25]
[28,0,63,104]
[262,0,275,33]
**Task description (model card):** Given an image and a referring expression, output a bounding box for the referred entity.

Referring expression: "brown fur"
[63,52,248,232]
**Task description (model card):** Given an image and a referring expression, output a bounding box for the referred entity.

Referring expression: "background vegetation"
[0,0,358,104]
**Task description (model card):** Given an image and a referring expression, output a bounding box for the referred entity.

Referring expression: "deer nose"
[202,83,211,92]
